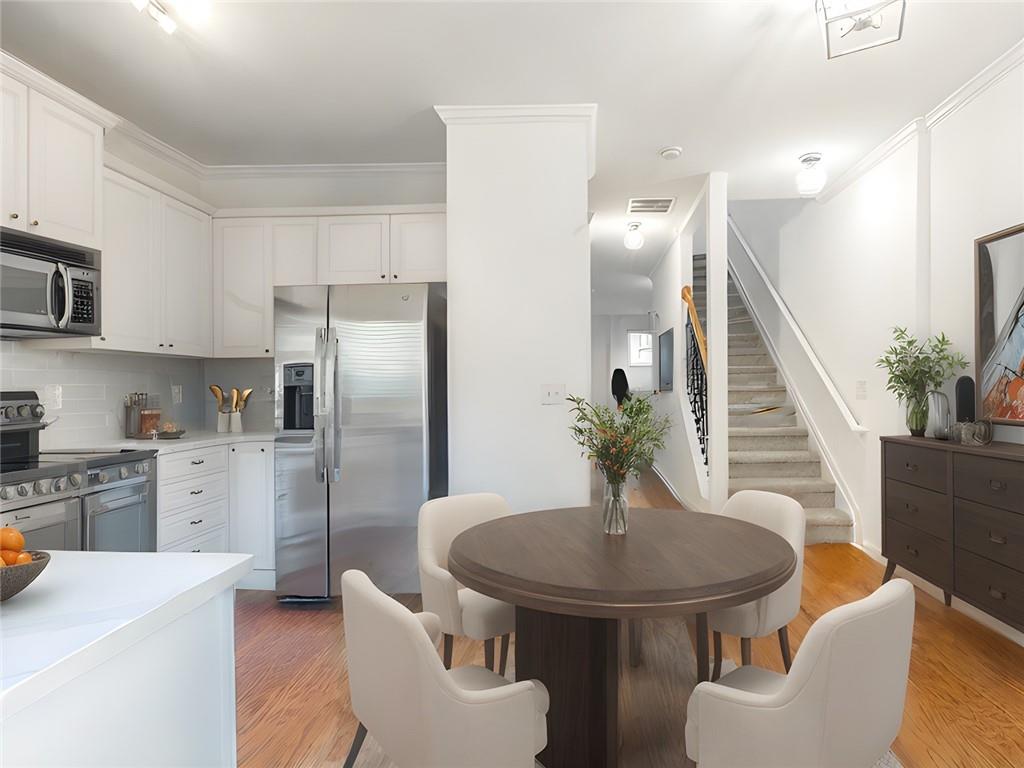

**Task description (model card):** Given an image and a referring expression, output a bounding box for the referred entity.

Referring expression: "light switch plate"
[541,384,565,406]
[855,380,868,401]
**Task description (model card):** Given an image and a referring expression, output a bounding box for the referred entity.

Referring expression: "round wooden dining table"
[447,506,797,768]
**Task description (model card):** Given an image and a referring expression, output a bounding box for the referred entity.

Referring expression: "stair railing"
[682,285,709,464]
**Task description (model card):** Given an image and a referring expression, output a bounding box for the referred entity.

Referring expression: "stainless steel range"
[0,391,157,552]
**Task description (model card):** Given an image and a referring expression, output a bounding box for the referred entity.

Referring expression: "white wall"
[200,358,275,433]
[443,108,593,513]
[591,314,654,409]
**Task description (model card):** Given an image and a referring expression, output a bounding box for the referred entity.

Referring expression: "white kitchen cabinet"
[317,215,390,284]
[1,76,28,231]
[229,441,275,572]
[389,213,446,283]
[213,219,274,357]
[270,217,318,286]
[161,196,212,357]
[26,89,103,249]
[97,170,162,353]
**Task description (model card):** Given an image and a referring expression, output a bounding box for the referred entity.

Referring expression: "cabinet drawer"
[955,499,1024,574]
[885,518,952,588]
[159,498,228,548]
[954,454,1024,515]
[158,445,228,483]
[884,443,947,492]
[885,479,951,541]
[160,472,228,515]
[956,549,1024,629]
[161,524,228,554]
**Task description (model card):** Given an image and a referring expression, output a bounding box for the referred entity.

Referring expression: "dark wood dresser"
[881,436,1024,631]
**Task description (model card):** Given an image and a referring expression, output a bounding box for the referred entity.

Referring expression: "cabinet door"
[317,215,389,284]
[270,218,318,286]
[27,89,102,249]
[389,213,446,283]
[229,441,275,571]
[161,197,212,356]
[1,77,28,231]
[213,219,273,357]
[99,171,163,353]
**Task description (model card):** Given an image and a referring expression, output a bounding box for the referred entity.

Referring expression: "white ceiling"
[2,1,1022,313]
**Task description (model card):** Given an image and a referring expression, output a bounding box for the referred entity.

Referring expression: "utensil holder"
[229,412,243,433]
[217,412,230,433]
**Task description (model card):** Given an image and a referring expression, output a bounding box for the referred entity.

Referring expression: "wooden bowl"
[0,551,50,602]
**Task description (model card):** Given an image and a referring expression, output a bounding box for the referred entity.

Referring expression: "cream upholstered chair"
[686,578,915,768]
[418,493,516,673]
[341,570,549,768]
[709,490,805,676]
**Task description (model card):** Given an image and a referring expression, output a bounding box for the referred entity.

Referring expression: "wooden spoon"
[209,385,224,412]
[239,387,254,411]
[230,388,240,413]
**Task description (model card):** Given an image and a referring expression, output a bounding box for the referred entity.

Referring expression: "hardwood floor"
[235,475,1024,767]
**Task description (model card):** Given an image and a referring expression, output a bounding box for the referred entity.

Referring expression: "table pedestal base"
[515,607,620,768]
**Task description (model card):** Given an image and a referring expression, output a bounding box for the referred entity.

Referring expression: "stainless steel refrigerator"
[274,283,447,599]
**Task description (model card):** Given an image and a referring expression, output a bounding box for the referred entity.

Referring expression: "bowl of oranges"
[0,527,49,602]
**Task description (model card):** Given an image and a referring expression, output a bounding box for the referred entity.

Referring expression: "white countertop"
[0,551,252,717]
[77,431,277,455]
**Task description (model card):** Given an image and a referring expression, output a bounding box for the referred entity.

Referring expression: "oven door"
[0,497,82,551]
[84,480,156,552]
[0,251,60,333]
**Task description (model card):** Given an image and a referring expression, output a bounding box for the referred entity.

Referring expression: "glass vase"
[603,481,629,535]
[906,395,929,437]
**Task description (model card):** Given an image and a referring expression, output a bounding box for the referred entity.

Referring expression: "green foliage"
[876,327,968,405]
[567,394,671,486]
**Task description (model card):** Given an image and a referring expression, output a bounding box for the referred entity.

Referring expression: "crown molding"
[107,119,207,179]
[434,103,598,179]
[816,119,921,203]
[926,38,1024,129]
[1,50,119,129]
[201,161,445,180]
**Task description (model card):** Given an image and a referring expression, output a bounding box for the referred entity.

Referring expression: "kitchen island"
[1,550,252,767]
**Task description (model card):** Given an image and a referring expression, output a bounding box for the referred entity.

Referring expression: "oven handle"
[57,263,73,329]
[8,500,78,531]
[88,492,148,517]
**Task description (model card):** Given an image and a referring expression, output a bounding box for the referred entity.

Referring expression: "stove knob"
[134,463,144,474]
[119,466,130,480]
[0,487,12,500]
[16,484,29,497]
[142,462,150,473]
[1,406,13,420]
[97,471,110,485]
[33,480,49,495]
[30,404,45,418]
[53,477,68,492]
[69,473,83,488]
[16,405,30,418]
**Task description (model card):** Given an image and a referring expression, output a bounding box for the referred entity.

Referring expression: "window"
[627,331,653,367]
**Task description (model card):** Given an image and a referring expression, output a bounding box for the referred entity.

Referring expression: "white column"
[706,172,730,512]
[436,104,597,512]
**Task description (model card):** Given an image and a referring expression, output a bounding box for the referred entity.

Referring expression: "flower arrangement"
[567,395,671,486]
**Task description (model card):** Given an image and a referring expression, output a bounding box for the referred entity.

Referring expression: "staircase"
[690,254,853,544]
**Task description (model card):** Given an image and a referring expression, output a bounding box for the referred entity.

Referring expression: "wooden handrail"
[681,285,708,368]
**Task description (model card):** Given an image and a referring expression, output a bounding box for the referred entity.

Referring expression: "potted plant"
[567,394,671,534]
[876,327,967,437]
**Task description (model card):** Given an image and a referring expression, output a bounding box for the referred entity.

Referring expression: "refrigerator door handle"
[313,327,326,483]
[325,326,342,482]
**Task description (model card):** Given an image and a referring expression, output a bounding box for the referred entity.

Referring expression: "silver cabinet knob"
[10,213,18,219]
[30,219,39,226]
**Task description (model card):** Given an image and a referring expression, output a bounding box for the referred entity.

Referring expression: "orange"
[0,550,20,566]
[14,551,32,565]
[0,527,25,552]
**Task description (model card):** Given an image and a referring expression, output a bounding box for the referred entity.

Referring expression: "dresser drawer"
[159,445,228,484]
[885,518,952,588]
[885,443,947,492]
[885,479,951,541]
[954,454,1024,515]
[956,549,1024,629]
[160,524,229,554]
[955,499,1024,574]
[160,472,228,515]
[159,498,228,549]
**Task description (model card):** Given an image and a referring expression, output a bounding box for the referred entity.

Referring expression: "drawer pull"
[988,531,1007,545]
[189,519,203,525]
[190,459,205,466]
[904,462,918,472]
[191,548,200,553]
[988,587,1007,600]
[905,545,919,557]
[189,489,204,496]
[989,480,1007,492]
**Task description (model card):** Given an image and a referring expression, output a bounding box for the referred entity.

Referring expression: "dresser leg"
[883,560,897,584]
[944,591,952,607]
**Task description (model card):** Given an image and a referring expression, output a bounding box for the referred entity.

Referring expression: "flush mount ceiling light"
[624,223,645,251]
[131,0,177,34]
[659,146,683,160]
[816,0,906,59]
[796,153,827,197]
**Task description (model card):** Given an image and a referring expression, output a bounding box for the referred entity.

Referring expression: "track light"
[130,0,177,35]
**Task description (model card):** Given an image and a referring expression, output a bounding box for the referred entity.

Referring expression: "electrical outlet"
[541,384,565,406]
[44,384,62,409]
[171,384,183,405]
[855,380,868,401]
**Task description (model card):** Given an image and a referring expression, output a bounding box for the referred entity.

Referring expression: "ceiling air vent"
[627,197,675,215]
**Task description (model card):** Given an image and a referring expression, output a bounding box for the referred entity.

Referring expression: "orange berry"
[0,550,20,566]
[14,551,32,565]
[0,527,25,553]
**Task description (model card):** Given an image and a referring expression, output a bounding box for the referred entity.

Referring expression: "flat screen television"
[658,328,673,391]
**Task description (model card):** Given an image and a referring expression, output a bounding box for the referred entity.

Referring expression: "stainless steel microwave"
[0,230,101,339]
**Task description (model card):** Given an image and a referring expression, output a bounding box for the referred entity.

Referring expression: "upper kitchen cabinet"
[270,218,318,286]
[389,213,446,283]
[162,197,212,357]
[317,215,390,284]
[26,90,103,249]
[213,219,274,357]
[1,77,28,232]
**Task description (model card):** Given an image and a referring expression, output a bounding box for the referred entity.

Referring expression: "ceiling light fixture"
[131,0,177,35]
[624,223,645,251]
[659,146,683,160]
[795,153,827,197]
[815,0,906,59]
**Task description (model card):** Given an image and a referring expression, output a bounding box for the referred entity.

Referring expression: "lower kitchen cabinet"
[229,441,275,577]
[162,525,229,554]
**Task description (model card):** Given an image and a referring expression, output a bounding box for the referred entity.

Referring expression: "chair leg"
[442,633,453,670]
[740,637,752,666]
[484,637,495,671]
[883,559,897,584]
[778,626,792,672]
[342,722,367,768]
[712,631,723,681]
[499,633,510,676]
[628,618,643,667]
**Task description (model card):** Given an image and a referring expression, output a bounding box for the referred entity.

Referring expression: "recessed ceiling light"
[624,223,644,251]
[659,146,683,161]
[796,153,827,197]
